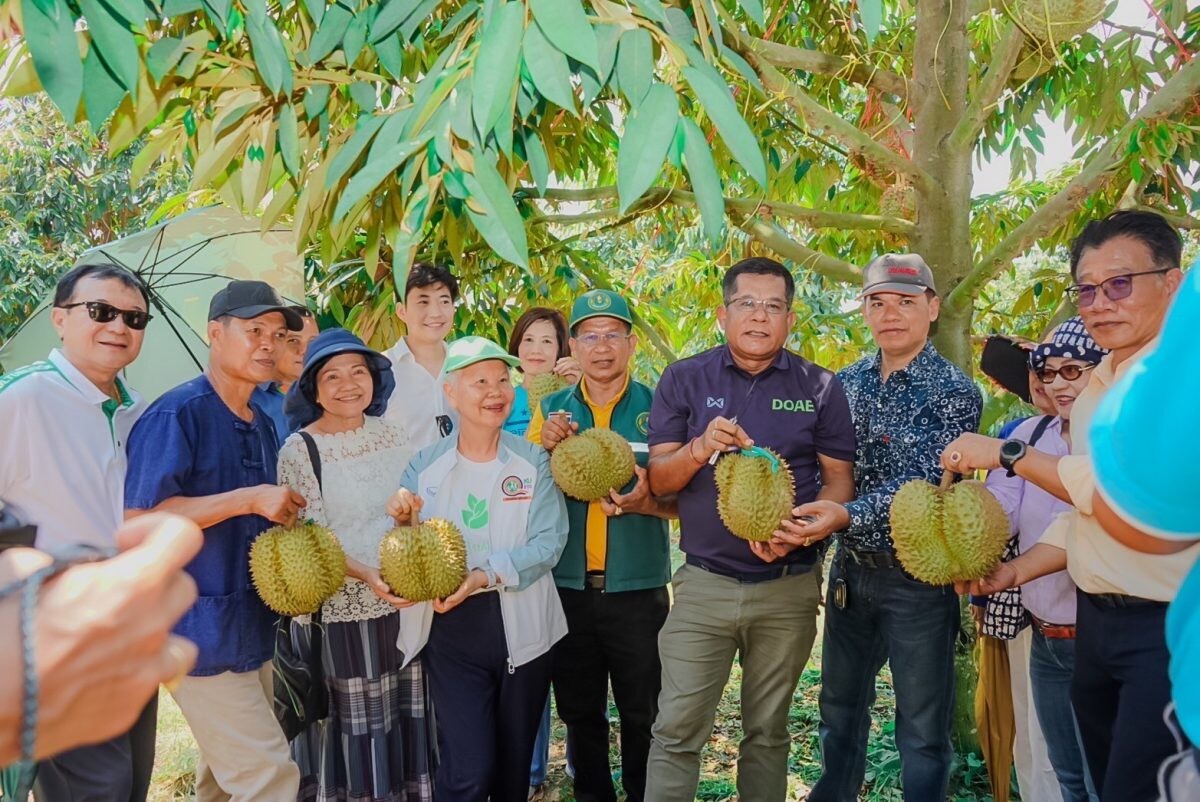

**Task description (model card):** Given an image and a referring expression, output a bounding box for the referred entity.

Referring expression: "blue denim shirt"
[251,381,291,444]
[837,341,982,553]
[125,374,280,676]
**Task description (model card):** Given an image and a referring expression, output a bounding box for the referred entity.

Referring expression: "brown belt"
[1031,615,1076,640]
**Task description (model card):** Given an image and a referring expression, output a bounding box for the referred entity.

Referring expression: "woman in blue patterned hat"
[279,327,435,802]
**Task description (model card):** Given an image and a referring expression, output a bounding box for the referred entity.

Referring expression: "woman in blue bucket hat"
[279,327,435,802]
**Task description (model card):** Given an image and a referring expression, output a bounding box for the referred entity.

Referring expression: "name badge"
[630,442,649,454]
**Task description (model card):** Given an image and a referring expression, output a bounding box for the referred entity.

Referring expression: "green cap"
[443,336,521,373]
[569,289,633,330]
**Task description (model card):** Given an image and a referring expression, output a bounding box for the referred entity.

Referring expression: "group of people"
[0,206,1195,802]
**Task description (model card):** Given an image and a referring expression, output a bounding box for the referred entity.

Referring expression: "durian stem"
[939,471,957,491]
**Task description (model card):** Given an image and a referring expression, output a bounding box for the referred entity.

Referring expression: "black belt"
[1085,591,1168,610]
[685,555,813,584]
[584,572,606,591]
[845,549,900,569]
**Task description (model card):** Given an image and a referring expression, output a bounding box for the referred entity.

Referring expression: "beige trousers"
[1008,628,1064,802]
[170,662,300,802]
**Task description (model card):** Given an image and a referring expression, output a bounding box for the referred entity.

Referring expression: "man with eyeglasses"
[643,258,856,801]
[789,253,981,801]
[943,210,1194,801]
[251,306,319,443]
[528,289,675,802]
[0,261,159,801]
[125,279,306,802]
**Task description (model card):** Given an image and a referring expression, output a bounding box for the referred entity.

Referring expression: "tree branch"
[525,186,917,233]
[730,212,862,284]
[744,37,908,100]
[729,30,935,192]
[949,21,1024,151]
[1133,205,1200,230]
[947,56,1200,311]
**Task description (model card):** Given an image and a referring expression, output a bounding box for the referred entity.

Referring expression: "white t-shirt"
[426,456,505,572]
[381,336,458,450]
[0,349,145,555]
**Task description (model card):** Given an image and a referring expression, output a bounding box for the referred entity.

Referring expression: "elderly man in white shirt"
[0,261,157,801]
[382,262,460,448]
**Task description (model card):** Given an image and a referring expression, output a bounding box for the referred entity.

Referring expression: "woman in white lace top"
[277,328,434,802]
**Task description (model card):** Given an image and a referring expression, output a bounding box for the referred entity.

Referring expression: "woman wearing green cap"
[386,335,569,802]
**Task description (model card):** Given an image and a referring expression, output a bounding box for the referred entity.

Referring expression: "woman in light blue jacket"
[387,336,568,802]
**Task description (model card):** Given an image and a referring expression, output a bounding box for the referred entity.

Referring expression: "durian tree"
[0,0,1198,371]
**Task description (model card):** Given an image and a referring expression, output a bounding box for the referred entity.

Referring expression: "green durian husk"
[379,518,468,602]
[550,428,636,502]
[714,447,795,541]
[249,522,346,616]
[890,477,1010,585]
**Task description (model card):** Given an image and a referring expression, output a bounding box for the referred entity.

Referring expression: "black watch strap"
[999,439,1028,477]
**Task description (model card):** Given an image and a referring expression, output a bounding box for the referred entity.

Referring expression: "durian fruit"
[1011,0,1105,44]
[550,428,636,502]
[379,518,468,602]
[250,522,346,616]
[880,181,916,221]
[1011,42,1055,81]
[525,372,569,412]
[714,447,795,541]
[890,472,1010,585]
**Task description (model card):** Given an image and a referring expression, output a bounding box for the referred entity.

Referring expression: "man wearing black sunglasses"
[942,210,1191,801]
[0,261,159,800]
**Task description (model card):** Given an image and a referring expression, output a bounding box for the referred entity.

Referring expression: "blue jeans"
[1029,630,1098,802]
[809,556,959,802]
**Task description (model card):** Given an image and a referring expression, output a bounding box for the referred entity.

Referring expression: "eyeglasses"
[1035,364,1093,383]
[58,301,152,330]
[575,332,629,349]
[1065,268,1172,307]
[726,297,790,316]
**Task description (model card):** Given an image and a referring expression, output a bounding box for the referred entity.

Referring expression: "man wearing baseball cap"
[125,279,305,801]
[794,254,982,801]
[529,289,675,802]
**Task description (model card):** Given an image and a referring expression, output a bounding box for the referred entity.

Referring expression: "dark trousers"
[810,557,959,802]
[552,585,669,802]
[1073,590,1175,801]
[423,592,552,802]
[33,695,158,802]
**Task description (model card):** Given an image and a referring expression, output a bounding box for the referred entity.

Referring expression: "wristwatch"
[998,439,1028,477]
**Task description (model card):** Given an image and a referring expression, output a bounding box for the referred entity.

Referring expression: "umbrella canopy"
[0,206,304,400]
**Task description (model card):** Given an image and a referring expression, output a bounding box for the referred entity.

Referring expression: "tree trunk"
[911,0,975,373]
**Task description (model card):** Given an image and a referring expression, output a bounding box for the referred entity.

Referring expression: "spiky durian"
[550,428,636,502]
[526,372,570,412]
[714,447,795,541]
[1011,0,1105,43]
[379,518,468,602]
[249,522,346,616]
[890,476,1010,585]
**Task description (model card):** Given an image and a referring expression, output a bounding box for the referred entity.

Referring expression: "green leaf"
[369,0,416,44]
[470,1,524,139]
[628,0,667,24]
[740,0,765,27]
[342,12,368,65]
[304,83,332,118]
[81,41,126,130]
[719,46,765,94]
[373,33,405,78]
[163,0,204,16]
[146,36,186,82]
[302,0,324,24]
[681,65,767,187]
[333,137,428,220]
[23,0,83,120]
[860,0,882,44]
[308,1,353,62]
[350,81,376,112]
[463,154,529,268]
[616,82,679,212]
[79,0,138,91]
[681,117,724,244]
[522,21,576,112]
[399,0,440,41]
[277,103,300,177]
[528,0,599,74]
[244,0,293,96]
[462,493,490,528]
[522,128,549,195]
[325,114,387,189]
[201,0,231,31]
[616,27,653,105]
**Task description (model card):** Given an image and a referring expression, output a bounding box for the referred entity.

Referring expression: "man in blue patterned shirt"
[789,254,982,801]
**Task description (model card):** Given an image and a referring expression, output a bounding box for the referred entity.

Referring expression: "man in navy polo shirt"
[644,257,856,801]
[125,280,306,802]
[795,254,982,801]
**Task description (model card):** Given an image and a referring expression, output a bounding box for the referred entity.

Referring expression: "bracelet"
[687,437,707,465]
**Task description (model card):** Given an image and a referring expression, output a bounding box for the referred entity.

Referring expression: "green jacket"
[539,378,671,592]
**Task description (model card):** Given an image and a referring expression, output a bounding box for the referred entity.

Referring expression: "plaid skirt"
[292,612,436,802]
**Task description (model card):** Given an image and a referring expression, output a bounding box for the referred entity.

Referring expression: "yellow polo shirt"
[527,375,629,571]
[1040,341,1200,600]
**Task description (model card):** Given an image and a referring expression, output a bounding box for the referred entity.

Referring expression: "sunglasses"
[59,301,153,330]
[1065,268,1172,307]
[1035,364,1093,383]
